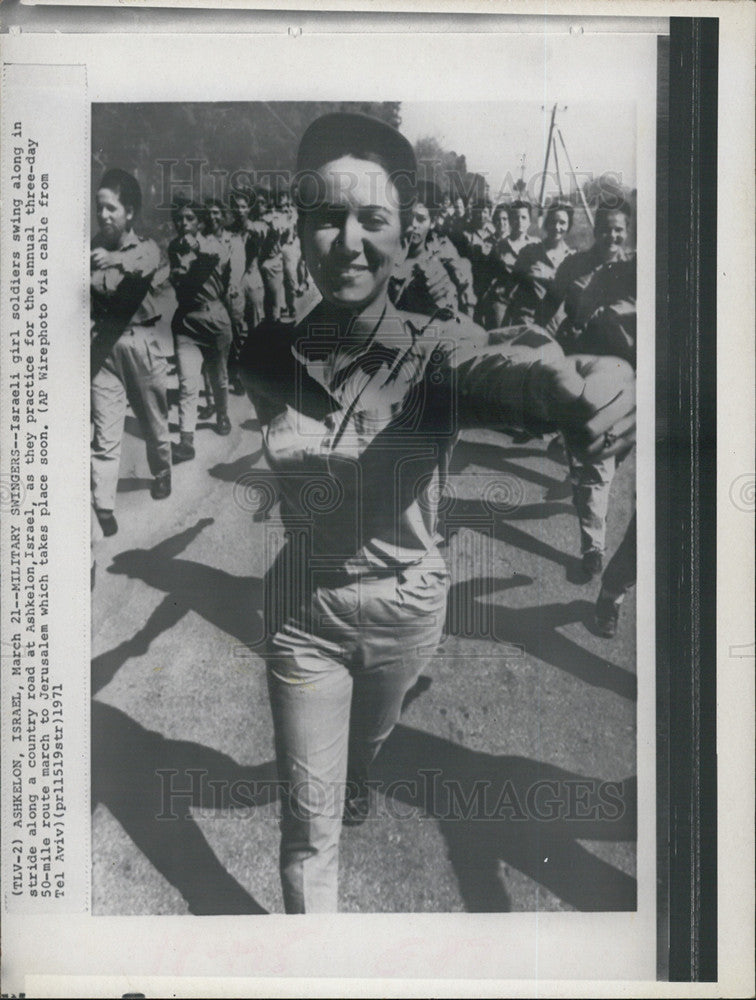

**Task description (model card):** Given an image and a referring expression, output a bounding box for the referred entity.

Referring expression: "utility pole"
[556,126,594,228]
[537,104,594,228]
[536,103,558,216]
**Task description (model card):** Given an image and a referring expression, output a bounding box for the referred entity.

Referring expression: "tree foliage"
[413,133,487,205]
[91,101,402,237]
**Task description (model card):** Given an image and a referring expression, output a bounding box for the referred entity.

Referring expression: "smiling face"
[300,155,404,312]
[594,209,629,261]
[544,208,571,247]
[96,187,133,249]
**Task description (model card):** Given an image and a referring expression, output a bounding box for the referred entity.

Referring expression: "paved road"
[91,320,637,916]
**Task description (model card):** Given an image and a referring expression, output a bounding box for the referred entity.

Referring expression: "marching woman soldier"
[204,197,246,398]
[277,185,304,321]
[476,201,538,330]
[549,199,637,578]
[168,197,234,462]
[90,169,172,537]
[239,112,636,913]
[257,186,288,323]
[388,179,475,319]
[504,201,576,328]
[229,187,267,346]
[475,203,512,329]
[464,200,496,301]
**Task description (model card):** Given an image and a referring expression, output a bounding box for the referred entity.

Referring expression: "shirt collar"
[117,229,141,251]
[91,228,141,252]
[294,297,417,363]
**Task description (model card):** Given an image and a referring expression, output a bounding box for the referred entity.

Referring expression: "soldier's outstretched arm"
[441,324,636,461]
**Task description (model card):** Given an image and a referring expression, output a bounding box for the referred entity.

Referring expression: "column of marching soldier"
[90,169,636,638]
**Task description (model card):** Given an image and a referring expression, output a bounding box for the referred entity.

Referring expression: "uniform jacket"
[551,248,637,367]
[168,232,232,311]
[90,230,171,371]
[504,239,575,328]
[240,299,575,581]
[168,232,233,343]
[389,233,473,317]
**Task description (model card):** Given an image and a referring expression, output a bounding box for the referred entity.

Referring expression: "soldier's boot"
[172,432,195,464]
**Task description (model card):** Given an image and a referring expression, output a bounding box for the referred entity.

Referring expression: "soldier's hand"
[91,247,115,270]
[529,260,555,281]
[557,355,636,460]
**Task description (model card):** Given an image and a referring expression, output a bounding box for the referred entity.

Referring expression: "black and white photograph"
[1,6,753,994]
[89,98,639,917]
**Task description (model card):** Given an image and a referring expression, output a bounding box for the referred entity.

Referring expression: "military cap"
[296,111,417,179]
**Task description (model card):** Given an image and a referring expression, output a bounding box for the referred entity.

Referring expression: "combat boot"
[172,432,195,464]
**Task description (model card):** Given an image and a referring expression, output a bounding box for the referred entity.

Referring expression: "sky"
[399,101,636,203]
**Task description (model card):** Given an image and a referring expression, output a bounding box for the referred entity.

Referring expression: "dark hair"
[230,187,252,208]
[204,197,226,211]
[507,199,532,220]
[171,195,204,226]
[594,198,633,231]
[415,179,442,218]
[492,203,509,225]
[98,168,142,216]
[545,201,574,230]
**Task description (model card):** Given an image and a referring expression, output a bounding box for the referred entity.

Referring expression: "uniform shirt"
[504,239,575,328]
[258,210,288,263]
[490,232,538,275]
[90,230,161,331]
[465,222,495,254]
[90,230,173,370]
[389,233,473,317]
[168,232,231,312]
[279,207,299,248]
[218,228,246,326]
[551,247,636,366]
[464,225,497,298]
[240,300,572,582]
[441,214,470,257]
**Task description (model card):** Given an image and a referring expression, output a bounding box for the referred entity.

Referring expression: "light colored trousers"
[172,301,232,434]
[90,324,170,511]
[259,254,285,322]
[242,263,265,333]
[567,450,617,555]
[281,242,300,314]
[265,558,448,913]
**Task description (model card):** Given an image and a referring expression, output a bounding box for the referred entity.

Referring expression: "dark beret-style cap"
[296,111,417,179]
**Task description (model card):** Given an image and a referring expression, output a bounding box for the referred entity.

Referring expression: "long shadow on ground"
[445,577,636,701]
[449,439,563,490]
[92,698,635,915]
[91,700,274,914]
[94,519,265,693]
[372,720,637,912]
